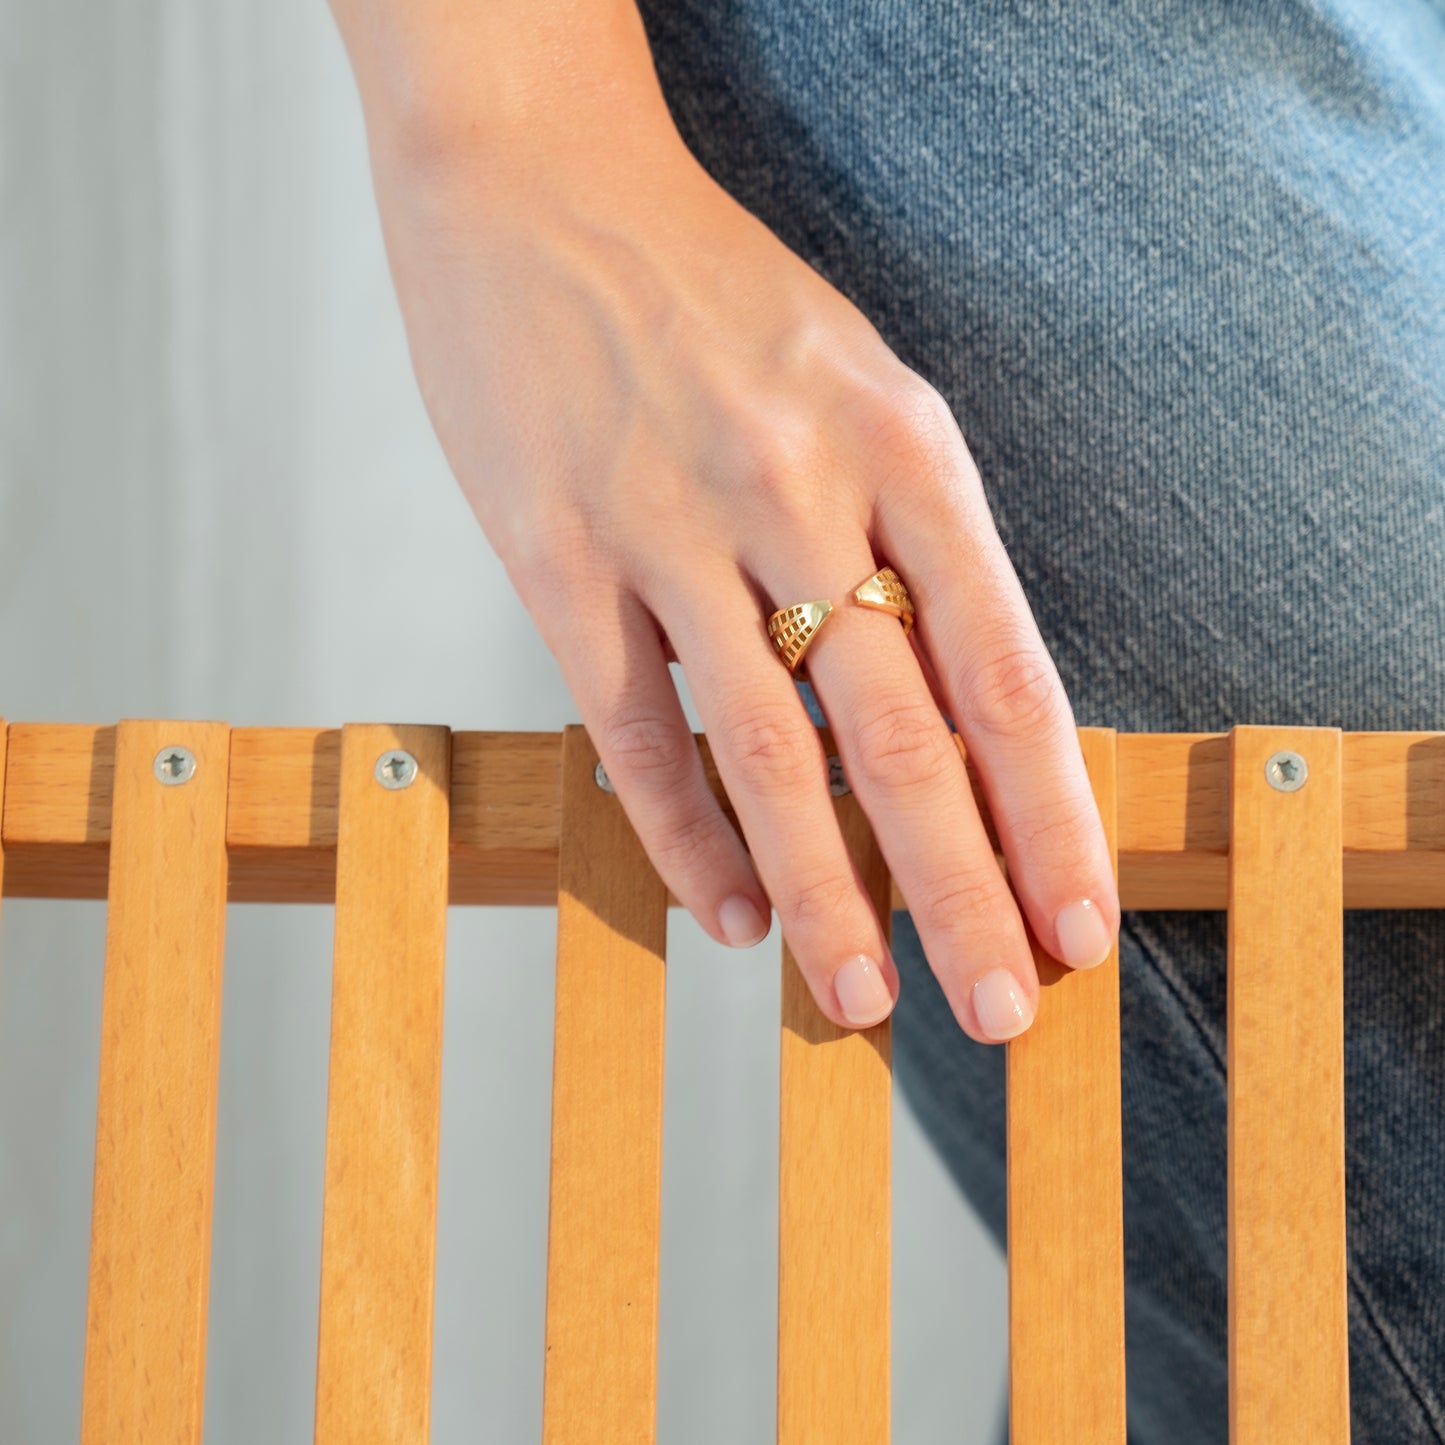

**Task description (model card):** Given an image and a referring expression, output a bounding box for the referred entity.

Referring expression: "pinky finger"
[558,585,774,951]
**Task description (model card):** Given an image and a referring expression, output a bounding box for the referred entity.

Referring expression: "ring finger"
[764,551,1043,1043]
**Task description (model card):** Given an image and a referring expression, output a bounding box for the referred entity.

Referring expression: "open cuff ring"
[767,566,915,676]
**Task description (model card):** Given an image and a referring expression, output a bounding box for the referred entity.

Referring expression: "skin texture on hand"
[328,1,1121,1042]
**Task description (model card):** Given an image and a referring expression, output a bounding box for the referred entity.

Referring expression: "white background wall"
[0,3,1006,1439]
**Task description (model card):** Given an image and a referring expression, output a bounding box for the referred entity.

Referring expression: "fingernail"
[971,966,1035,1041]
[718,893,770,948]
[834,953,894,1027]
[1054,897,1113,970]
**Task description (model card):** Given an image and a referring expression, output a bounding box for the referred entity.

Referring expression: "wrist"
[335,1,678,191]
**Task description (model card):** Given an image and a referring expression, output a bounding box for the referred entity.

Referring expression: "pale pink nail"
[1054,897,1113,970]
[834,953,894,1027]
[971,966,1035,1041]
[719,894,770,948]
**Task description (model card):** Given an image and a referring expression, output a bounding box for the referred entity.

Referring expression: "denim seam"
[1346,1260,1445,1441]
[1121,914,1445,1439]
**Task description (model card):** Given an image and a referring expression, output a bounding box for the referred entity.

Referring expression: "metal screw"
[1264,749,1308,793]
[594,761,615,794]
[153,745,196,786]
[375,750,418,789]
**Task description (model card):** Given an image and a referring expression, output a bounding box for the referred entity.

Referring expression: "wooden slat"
[542,723,668,1444]
[1227,726,1349,1442]
[80,719,231,1444]
[1006,727,1125,1442]
[314,724,451,1445]
[2,722,113,902]
[778,744,892,1445]
[6,725,1445,907]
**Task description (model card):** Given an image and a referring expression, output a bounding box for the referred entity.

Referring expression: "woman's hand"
[345,19,1120,1042]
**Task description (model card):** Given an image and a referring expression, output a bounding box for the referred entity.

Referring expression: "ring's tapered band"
[853,566,916,637]
[766,566,915,676]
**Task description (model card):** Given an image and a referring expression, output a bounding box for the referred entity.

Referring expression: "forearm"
[325,0,677,179]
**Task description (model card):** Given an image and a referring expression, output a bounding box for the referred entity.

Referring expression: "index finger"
[873,447,1121,981]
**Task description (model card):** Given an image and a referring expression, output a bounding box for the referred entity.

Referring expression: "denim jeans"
[635,0,1445,1439]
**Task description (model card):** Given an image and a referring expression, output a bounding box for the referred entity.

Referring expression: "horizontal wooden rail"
[5,722,1445,907]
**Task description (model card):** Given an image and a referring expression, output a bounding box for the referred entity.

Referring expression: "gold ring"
[852,565,915,637]
[767,566,915,676]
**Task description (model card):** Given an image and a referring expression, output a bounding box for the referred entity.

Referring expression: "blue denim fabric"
[636,0,1445,1439]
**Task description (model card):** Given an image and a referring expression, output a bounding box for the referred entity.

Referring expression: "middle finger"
[774,549,1042,1043]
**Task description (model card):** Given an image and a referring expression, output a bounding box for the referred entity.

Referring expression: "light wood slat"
[2,722,113,901]
[1228,725,1349,1443]
[1006,727,1125,1442]
[778,748,892,1445]
[314,724,451,1445]
[80,719,231,1445]
[7,725,1445,907]
[542,723,668,1445]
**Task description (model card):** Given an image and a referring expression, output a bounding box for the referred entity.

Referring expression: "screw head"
[827,754,851,797]
[1264,749,1308,792]
[153,745,196,786]
[594,761,615,794]
[375,750,418,789]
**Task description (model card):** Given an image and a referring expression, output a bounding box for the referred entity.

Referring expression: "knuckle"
[503,511,609,617]
[646,806,725,880]
[783,868,860,931]
[863,377,963,471]
[857,378,988,524]
[963,643,1063,741]
[849,696,953,793]
[602,708,694,790]
[729,408,829,521]
[508,497,593,577]
[721,702,818,795]
[920,865,1012,932]
[1017,802,1099,871]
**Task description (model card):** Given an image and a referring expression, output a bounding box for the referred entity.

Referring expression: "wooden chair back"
[0,717,1370,1441]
